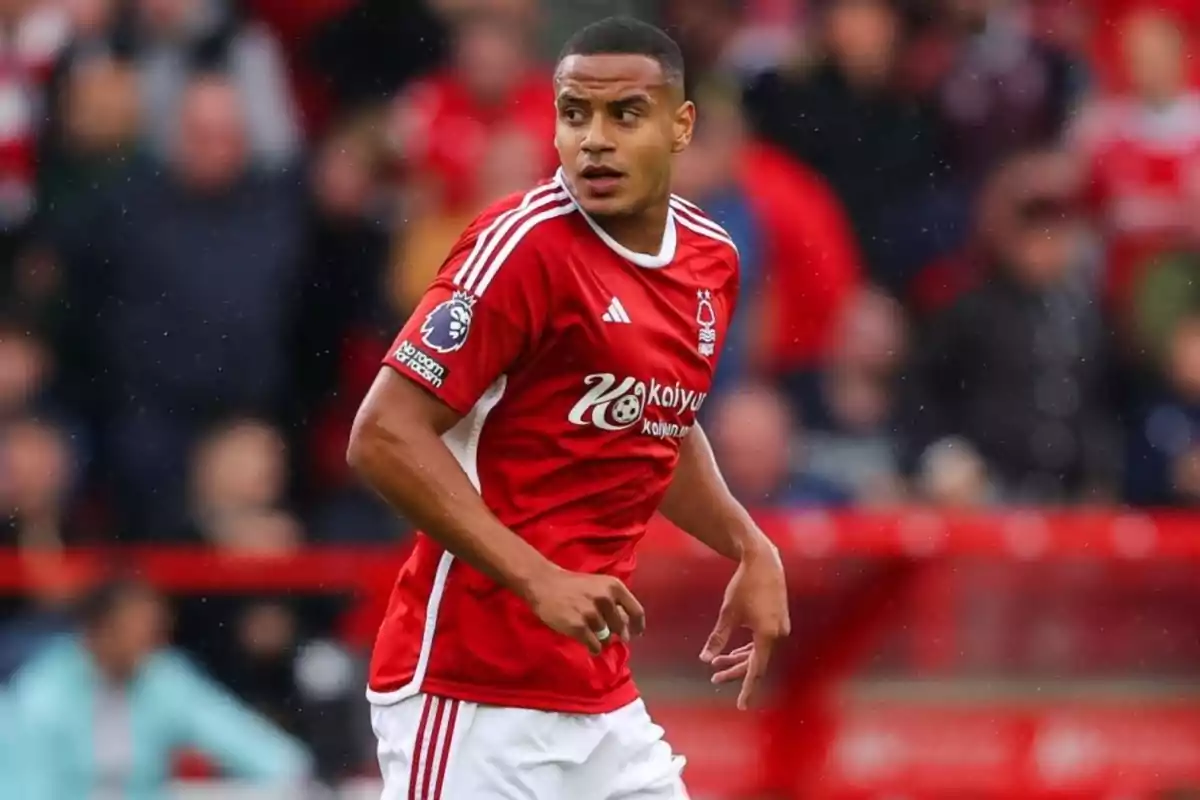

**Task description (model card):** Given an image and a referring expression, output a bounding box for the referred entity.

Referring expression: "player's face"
[554,54,694,218]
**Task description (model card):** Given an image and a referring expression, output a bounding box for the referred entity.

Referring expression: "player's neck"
[593,200,671,257]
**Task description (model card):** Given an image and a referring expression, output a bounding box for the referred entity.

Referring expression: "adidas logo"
[601,297,632,324]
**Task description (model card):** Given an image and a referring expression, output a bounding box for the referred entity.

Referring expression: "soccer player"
[348,16,790,800]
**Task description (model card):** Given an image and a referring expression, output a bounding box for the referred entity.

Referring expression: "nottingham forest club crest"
[421,292,476,354]
[696,290,717,357]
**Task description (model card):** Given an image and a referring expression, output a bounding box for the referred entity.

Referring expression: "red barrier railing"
[3,509,1197,593]
[3,510,1200,798]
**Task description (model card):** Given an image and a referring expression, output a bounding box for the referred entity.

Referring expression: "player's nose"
[580,119,615,152]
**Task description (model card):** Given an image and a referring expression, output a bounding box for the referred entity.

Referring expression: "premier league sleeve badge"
[420,291,476,354]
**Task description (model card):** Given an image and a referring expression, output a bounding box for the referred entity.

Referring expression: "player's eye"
[615,107,642,126]
[561,107,587,125]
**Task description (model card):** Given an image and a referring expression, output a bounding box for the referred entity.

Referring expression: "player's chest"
[540,253,730,432]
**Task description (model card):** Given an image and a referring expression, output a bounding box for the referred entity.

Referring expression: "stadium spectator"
[0,543,96,684]
[8,1,1200,792]
[307,0,448,116]
[916,436,996,507]
[1133,246,1200,371]
[743,0,948,289]
[234,0,357,134]
[663,0,802,80]
[0,416,80,550]
[670,78,765,397]
[295,120,414,545]
[219,601,305,747]
[909,95,1091,317]
[3,575,313,797]
[40,0,131,126]
[0,0,73,244]
[903,148,1118,502]
[301,113,543,538]
[24,57,139,382]
[387,7,556,216]
[62,0,118,44]
[739,141,863,378]
[708,382,853,507]
[392,123,545,314]
[129,0,300,168]
[1126,313,1200,505]
[0,316,51,420]
[183,594,365,782]
[177,417,297,550]
[0,682,10,776]
[1070,5,1200,326]
[799,288,908,504]
[0,315,90,548]
[290,115,392,493]
[53,76,305,540]
[168,416,364,776]
[293,117,410,544]
[39,56,140,236]
[662,0,747,78]
[908,0,1082,185]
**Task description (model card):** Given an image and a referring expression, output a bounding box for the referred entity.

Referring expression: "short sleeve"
[725,247,742,320]
[383,209,550,415]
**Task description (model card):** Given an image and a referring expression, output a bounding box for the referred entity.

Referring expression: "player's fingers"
[736,648,766,711]
[575,623,604,656]
[608,581,646,637]
[710,647,753,670]
[737,634,777,710]
[576,608,609,654]
[710,642,754,663]
[594,596,629,642]
[711,659,751,685]
[700,606,736,663]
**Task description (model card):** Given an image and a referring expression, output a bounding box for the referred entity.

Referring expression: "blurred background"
[1,0,1200,797]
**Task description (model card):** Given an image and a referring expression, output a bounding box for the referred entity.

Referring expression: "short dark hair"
[557,17,685,88]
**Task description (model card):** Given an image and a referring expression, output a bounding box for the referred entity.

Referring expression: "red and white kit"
[370,169,739,799]
[1072,93,1200,308]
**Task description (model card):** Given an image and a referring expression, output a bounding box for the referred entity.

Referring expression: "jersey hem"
[367,675,640,715]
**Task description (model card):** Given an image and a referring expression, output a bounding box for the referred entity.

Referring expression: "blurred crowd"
[0,0,1199,786]
[4,0,1200,563]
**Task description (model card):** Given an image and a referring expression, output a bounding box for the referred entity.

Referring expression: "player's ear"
[671,100,695,154]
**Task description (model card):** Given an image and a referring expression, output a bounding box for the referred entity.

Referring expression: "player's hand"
[700,541,790,710]
[525,567,646,655]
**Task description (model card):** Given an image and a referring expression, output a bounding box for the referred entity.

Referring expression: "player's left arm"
[659,425,791,710]
[660,424,766,560]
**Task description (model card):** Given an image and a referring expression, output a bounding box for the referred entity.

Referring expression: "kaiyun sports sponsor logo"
[567,373,707,439]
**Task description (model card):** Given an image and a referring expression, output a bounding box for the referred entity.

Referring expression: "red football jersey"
[1072,93,1200,311]
[366,171,740,714]
[392,70,558,214]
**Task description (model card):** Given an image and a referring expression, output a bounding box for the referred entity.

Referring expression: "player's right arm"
[346,202,644,653]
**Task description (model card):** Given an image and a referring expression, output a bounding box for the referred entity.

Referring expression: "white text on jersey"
[567,373,706,439]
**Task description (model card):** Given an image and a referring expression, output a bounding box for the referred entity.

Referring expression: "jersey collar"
[554,168,676,268]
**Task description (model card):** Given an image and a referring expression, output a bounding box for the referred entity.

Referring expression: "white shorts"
[370,693,689,800]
